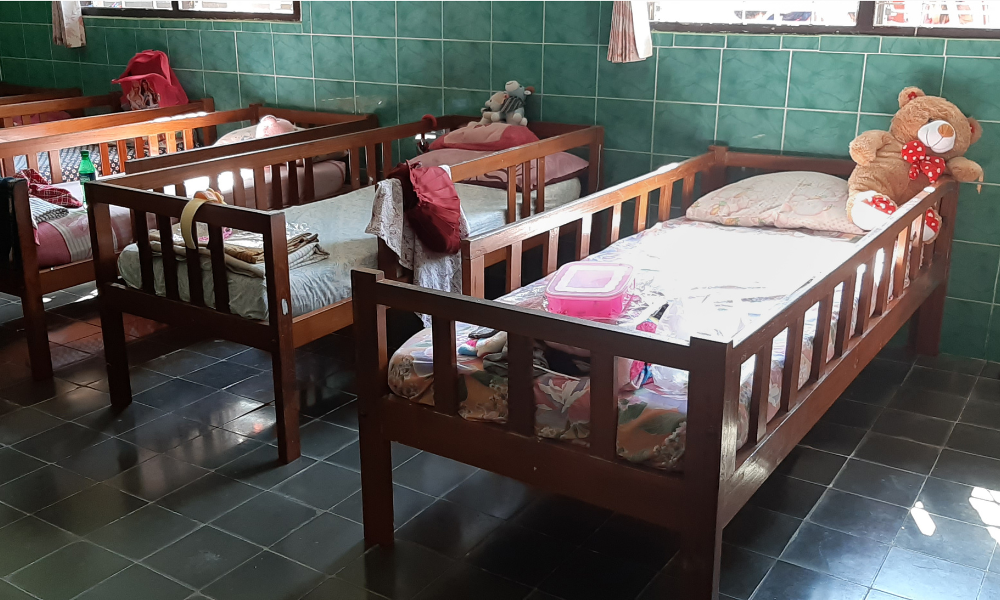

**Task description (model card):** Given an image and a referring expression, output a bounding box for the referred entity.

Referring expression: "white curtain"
[52,1,86,49]
[607,1,653,63]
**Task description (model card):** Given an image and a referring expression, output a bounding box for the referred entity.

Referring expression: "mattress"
[167,160,347,207]
[13,135,194,182]
[387,218,866,470]
[117,178,582,320]
[36,204,134,268]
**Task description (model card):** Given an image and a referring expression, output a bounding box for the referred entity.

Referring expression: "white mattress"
[117,178,582,320]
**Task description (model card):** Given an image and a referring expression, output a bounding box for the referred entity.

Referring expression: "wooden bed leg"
[681,527,723,600]
[272,341,301,464]
[9,177,52,380]
[359,408,394,547]
[910,284,946,357]
[21,290,52,381]
[101,307,132,409]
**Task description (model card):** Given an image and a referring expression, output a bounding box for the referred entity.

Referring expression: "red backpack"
[113,50,189,110]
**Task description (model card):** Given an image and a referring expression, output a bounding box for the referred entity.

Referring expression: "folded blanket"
[29,198,69,228]
[16,168,82,208]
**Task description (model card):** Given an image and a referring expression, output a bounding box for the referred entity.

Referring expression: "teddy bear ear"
[898,87,926,108]
[525,86,535,95]
[969,117,983,145]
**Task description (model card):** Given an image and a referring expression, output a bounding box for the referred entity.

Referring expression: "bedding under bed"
[387,218,869,470]
[117,178,583,319]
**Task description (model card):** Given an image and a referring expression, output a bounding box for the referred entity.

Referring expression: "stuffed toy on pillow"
[480,80,534,126]
[847,87,984,244]
[255,114,298,138]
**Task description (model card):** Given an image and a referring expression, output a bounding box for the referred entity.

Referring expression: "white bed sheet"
[117,178,582,320]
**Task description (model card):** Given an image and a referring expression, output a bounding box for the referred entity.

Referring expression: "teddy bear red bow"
[901,140,946,183]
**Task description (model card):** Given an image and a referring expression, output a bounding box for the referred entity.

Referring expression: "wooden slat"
[286,160,299,206]
[270,164,283,209]
[874,244,893,316]
[520,161,532,220]
[543,228,559,276]
[134,211,155,294]
[134,137,145,159]
[834,273,856,357]
[463,255,485,298]
[253,166,267,210]
[576,214,592,260]
[208,172,220,193]
[26,151,39,171]
[47,150,62,184]
[176,182,187,198]
[657,184,672,221]
[365,144,377,183]
[164,132,177,154]
[892,226,908,301]
[381,141,392,180]
[207,225,230,314]
[607,204,622,244]
[634,192,649,233]
[99,143,112,175]
[232,171,248,208]
[810,295,833,383]
[302,157,315,202]
[507,166,517,223]
[589,350,618,461]
[536,157,545,213]
[855,257,875,336]
[185,246,204,307]
[505,241,522,293]
[910,217,924,281]
[183,128,194,151]
[431,318,458,415]
[779,316,805,412]
[349,148,362,190]
[147,135,160,156]
[116,140,127,168]
[507,333,535,437]
[157,215,180,301]
[747,340,772,445]
[681,175,695,209]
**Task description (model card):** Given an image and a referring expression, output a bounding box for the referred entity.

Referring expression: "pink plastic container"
[545,262,635,319]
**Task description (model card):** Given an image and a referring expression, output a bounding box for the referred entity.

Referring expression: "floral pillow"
[686,171,864,235]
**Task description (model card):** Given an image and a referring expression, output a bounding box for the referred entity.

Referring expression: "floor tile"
[443,469,540,521]
[301,577,383,600]
[466,523,575,587]
[74,563,192,600]
[332,484,435,529]
[165,428,262,469]
[87,504,199,560]
[775,446,848,485]
[74,402,166,436]
[890,385,970,420]
[916,354,985,376]
[216,445,317,490]
[133,379,218,412]
[322,399,360,430]
[0,580,34,600]
[844,359,912,405]
[960,399,1000,430]
[173,390,263,428]
[224,372,276,403]
[932,449,1000,489]
[158,473,261,522]
[106,454,209,501]
[871,408,955,446]
[414,562,531,600]
[327,440,419,473]
[221,404,281,442]
[972,377,1000,401]
[275,461,362,510]
[298,420,358,460]
[747,474,826,518]
[227,348,273,370]
[716,544,775,600]
[339,539,454,600]
[751,560,868,600]
[203,550,325,600]
[948,423,1000,460]
[185,339,249,360]
[513,493,612,544]
[0,408,63,445]
[33,386,110,420]
[0,502,22,528]
[0,516,78,576]
[13,421,109,462]
[799,420,868,455]
[808,489,908,544]
[904,366,978,397]
[9,541,131,600]
[980,572,1000,600]
[35,483,146,536]
[584,512,680,569]
[117,414,213,453]
[55,437,156,481]
[538,547,658,600]
[145,526,260,588]
[873,547,985,600]
[0,464,94,513]
[397,499,504,559]
[832,459,925,507]
[0,378,78,407]
[723,504,802,557]
[894,511,997,569]
[821,398,884,429]
[392,452,478,498]
[142,350,219,377]
[780,522,889,586]
[0,447,45,486]
[271,512,365,574]
[916,477,997,526]
[183,361,261,389]
[213,491,317,547]
[854,432,941,475]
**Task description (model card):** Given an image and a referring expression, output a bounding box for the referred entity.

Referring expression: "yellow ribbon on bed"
[179,189,226,250]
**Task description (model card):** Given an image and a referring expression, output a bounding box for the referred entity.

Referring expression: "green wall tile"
[0,2,22,23]
[19,1,50,24]
[728,35,780,49]
[167,30,202,70]
[943,57,1000,122]
[542,95,595,125]
[941,298,990,359]
[716,106,783,151]
[674,33,726,48]
[315,78,356,113]
[719,49,789,108]
[1,58,29,84]
[107,29,138,66]
[22,24,50,60]
[201,31,237,72]
[599,99,653,153]
[544,1,600,45]
[986,309,1000,362]
[492,1,543,43]
[788,52,863,112]
[353,1,395,37]
[542,44,597,97]
[444,88,483,116]
[861,54,943,114]
[398,2,442,39]
[398,85,442,122]
[947,39,1000,57]
[241,22,271,33]
[81,27,109,64]
[652,32,673,47]
[184,20,213,31]
[783,110,855,156]
[603,149,651,186]
[239,74,276,105]
[653,102,716,156]
[135,28,168,53]
[656,47,720,104]
[966,122,1000,185]
[212,21,241,32]
[598,1,612,45]
[819,35,880,53]
[236,32,274,75]
[354,37,397,84]
[491,43,541,91]
[80,63,113,95]
[398,39,442,87]
[444,2,491,41]
[312,35,354,81]
[781,36,819,50]
[955,184,1000,245]
[443,41,490,90]
[0,24,26,58]
[356,82,398,125]
[880,37,945,56]
[311,2,352,35]
[857,113,892,132]
[598,48,656,100]
[273,34,313,78]
[26,60,55,87]
[52,61,82,90]
[50,40,79,63]
[276,76,315,110]
[174,69,205,99]
[948,241,1000,303]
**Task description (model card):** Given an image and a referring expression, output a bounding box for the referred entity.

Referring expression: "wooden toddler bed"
[350,147,957,599]
[85,116,604,463]
[0,104,376,380]
[0,85,81,106]
[0,92,124,128]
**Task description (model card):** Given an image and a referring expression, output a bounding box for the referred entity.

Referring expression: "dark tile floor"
[0,290,999,599]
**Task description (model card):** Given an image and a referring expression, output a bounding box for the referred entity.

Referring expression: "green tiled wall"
[3,0,1000,360]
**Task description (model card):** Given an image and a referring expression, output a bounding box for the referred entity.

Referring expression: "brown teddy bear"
[847,86,983,243]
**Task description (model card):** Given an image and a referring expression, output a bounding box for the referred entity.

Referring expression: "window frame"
[649,0,1000,39]
[81,0,301,22]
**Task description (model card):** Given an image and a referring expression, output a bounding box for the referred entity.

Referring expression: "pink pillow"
[413,148,588,190]
[255,115,298,138]
[429,122,539,152]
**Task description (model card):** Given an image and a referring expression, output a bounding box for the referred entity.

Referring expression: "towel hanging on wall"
[52,1,86,48]
[607,1,653,63]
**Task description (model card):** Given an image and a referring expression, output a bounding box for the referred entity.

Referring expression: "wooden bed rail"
[0,92,123,128]
[0,87,82,106]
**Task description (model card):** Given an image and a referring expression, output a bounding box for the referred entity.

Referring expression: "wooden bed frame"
[350,147,957,599]
[0,85,81,106]
[1,104,377,381]
[0,92,123,128]
[85,117,604,463]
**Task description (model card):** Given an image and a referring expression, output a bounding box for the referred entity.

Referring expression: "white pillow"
[214,124,258,146]
[686,171,863,235]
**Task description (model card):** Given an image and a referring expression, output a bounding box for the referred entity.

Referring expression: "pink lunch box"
[544,262,635,319]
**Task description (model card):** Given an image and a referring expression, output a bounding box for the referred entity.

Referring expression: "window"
[80,0,300,21]
[649,0,1000,37]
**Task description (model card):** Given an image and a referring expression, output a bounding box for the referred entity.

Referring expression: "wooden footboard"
[0,86,81,106]
[350,147,957,599]
[0,92,124,127]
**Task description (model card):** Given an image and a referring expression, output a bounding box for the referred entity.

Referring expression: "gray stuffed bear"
[480,80,534,126]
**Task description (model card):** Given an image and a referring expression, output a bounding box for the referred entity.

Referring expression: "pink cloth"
[36,206,133,268]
